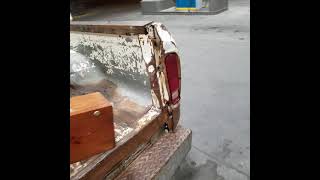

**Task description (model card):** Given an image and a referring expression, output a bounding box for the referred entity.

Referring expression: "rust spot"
[125,37,133,43]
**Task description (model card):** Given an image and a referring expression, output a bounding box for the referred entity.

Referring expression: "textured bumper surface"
[114,126,192,180]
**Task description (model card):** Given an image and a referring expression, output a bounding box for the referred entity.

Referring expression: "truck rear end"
[70,21,190,179]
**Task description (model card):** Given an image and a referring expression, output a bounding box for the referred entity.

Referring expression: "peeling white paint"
[70,162,87,177]
[153,23,179,54]
[153,23,176,43]
[114,123,134,142]
[70,50,107,86]
[70,50,96,75]
[154,63,170,106]
[157,71,170,105]
[151,90,160,108]
[148,65,155,73]
[135,106,161,130]
[139,35,154,64]
[156,71,164,106]
[70,32,147,76]
[163,41,178,54]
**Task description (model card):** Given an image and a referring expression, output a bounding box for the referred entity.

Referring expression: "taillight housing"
[164,53,181,105]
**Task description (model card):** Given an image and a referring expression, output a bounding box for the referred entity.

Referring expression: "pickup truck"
[70,21,192,180]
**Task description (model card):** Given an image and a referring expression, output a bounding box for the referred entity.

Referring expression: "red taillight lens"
[165,53,180,104]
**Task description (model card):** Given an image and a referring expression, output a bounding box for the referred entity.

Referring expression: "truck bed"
[70,21,183,179]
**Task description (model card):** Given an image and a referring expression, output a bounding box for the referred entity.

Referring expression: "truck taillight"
[165,53,181,105]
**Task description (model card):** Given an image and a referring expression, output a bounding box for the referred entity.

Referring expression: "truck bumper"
[114,125,192,180]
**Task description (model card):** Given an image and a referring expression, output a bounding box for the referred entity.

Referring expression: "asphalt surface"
[74,0,250,179]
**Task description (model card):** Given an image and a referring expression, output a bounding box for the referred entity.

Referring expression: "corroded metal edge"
[148,22,181,131]
[70,21,153,36]
[114,126,192,180]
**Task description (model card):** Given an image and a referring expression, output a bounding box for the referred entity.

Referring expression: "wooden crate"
[70,92,115,164]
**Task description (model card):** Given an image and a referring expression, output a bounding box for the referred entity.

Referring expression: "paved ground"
[74,0,250,179]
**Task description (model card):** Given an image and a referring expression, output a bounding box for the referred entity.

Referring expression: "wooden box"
[70,92,115,164]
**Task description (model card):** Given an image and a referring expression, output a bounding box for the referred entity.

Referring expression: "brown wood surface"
[70,92,115,164]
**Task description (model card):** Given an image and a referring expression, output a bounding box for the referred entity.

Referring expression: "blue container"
[176,0,196,10]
